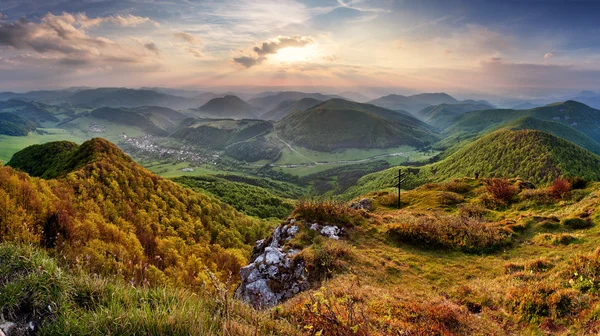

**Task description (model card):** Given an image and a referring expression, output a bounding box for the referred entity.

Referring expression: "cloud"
[144,42,160,55]
[173,32,200,45]
[233,35,314,68]
[233,55,265,68]
[0,13,6,22]
[544,52,554,59]
[252,35,313,56]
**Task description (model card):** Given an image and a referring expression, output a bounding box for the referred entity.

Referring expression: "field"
[0,129,83,163]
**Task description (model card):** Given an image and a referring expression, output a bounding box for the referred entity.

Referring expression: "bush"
[297,238,353,281]
[550,178,571,199]
[520,188,553,205]
[562,217,593,230]
[485,178,518,204]
[458,204,487,220]
[533,233,578,246]
[293,200,368,227]
[569,176,588,190]
[438,191,464,206]
[443,180,471,194]
[566,249,600,293]
[388,214,513,253]
[506,283,579,321]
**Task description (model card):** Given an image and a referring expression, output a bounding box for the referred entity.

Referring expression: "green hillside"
[194,95,257,119]
[0,100,59,123]
[171,119,274,150]
[368,92,459,112]
[90,107,170,136]
[276,99,438,151]
[0,113,38,136]
[261,97,322,120]
[448,101,600,142]
[416,103,492,129]
[345,129,600,198]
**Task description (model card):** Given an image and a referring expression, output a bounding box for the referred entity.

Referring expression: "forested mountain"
[261,98,323,120]
[0,113,38,136]
[416,103,493,129]
[3,138,270,289]
[193,95,257,119]
[248,91,340,112]
[276,98,438,151]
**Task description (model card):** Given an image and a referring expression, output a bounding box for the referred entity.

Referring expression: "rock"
[358,198,373,211]
[515,179,536,190]
[321,225,340,240]
[235,221,341,308]
[0,322,16,336]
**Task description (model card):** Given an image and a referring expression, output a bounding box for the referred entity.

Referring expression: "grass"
[0,243,301,336]
[0,130,83,163]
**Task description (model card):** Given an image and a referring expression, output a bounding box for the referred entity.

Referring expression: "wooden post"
[398,169,401,209]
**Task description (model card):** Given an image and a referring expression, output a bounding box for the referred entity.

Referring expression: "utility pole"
[394,169,406,209]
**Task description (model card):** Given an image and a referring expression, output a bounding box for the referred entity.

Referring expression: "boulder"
[349,198,373,211]
[235,220,345,308]
[0,322,16,336]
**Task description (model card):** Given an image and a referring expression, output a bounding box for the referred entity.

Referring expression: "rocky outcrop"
[235,219,344,309]
[349,198,373,211]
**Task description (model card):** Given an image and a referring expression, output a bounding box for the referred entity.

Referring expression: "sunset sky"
[1,0,600,97]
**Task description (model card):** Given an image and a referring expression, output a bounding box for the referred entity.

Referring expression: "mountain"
[131,106,189,131]
[276,99,438,151]
[511,102,540,110]
[4,138,266,287]
[140,87,203,98]
[368,93,459,113]
[172,119,274,151]
[448,101,600,142]
[0,100,59,123]
[248,91,340,112]
[500,116,600,156]
[90,107,171,136]
[193,95,257,119]
[0,112,38,136]
[416,103,493,129]
[67,88,205,110]
[261,98,323,120]
[336,91,372,103]
[569,94,600,109]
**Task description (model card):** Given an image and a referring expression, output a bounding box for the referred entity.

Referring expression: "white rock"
[321,225,340,239]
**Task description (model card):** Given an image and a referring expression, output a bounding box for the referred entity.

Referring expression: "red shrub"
[485,178,518,204]
[550,178,571,199]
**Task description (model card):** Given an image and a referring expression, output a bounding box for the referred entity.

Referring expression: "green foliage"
[0,243,300,335]
[173,175,296,219]
[567,249,600,293]
[224,138,281,162]
[301,160,390,195]
[172,119,273,150]
[562,217,593,229]
[90,107,169,136]
[416,103,493,129]
[277,99,438,151]
[506,283,578,322]
[7,141,80,178]
[0,112,38,136]
[1,138,271,288]
[388,213,514,253]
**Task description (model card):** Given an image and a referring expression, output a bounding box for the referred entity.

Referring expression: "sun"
[270,45,321,63]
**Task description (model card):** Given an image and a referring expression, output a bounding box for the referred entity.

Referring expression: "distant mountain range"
[261,98,323,120]
[368,93,493,113]
[192,95,258,119]
[248,91,342,112]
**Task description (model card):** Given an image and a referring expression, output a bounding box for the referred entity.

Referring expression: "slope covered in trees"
[276,99,438,151]
[261,97,322,120]
[416,103,493,129]
[1,138,270,288]
[194,95,257,119]
[0,113,38,136]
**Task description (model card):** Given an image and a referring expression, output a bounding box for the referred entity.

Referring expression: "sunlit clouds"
[1,0,600,96]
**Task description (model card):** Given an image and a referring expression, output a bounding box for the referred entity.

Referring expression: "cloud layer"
[234,35,314,68]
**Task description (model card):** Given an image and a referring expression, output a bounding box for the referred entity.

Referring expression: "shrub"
[550,178,571,199]
[377,192,399,207]
[569,176,588,190]
[438,191,464,206]
[297,238,353,281]
[566,249,600,293]
[563,217,593,230]
[388,214,513,253]
[533,233,578,246]
[458,204,487,220]
[520,188,553,205]
[485,178,518,204]
[506,283,579,321]
[293,200,368,227]
[443,180,471,194]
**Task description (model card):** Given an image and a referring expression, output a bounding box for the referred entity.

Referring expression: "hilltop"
[261,97,323,120]
[90,107,171,136]
[193,95,257,119]
[276,98,437,151]
[0,100,59,123]
[345,129,600,198]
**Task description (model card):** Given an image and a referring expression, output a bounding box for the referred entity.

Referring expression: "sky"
[1,0,600,98]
